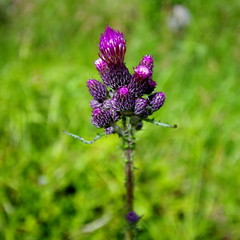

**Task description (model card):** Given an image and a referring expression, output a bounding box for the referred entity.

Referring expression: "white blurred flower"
[38,175,48,186]
[167,4,191,32]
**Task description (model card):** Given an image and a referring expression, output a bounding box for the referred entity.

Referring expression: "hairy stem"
[123,117,136,240]
[125,147,134,213]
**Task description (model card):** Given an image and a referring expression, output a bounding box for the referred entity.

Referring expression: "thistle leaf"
[64,131,106,144]
[144,119,177,128]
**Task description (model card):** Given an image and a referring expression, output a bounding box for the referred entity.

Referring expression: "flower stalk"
[123,117,135,212]
[124,151,136,239]
[122,117,138,239]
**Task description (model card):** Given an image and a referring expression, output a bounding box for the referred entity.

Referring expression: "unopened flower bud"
[128,66,151,98]
[134,98,148,116]
[113,87,135,112]
[134,65,151,80]
[126,211,140,224]
[95,58,109,73]
[91,108,112,128]
[102,64,131,90]
[148,92,165,112]
[139,55,154,71]
[87,79,108,102]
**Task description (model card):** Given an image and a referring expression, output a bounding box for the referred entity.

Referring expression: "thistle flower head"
[148,92,165,112]
[126,211,140,224]
[86,26,169,130]
[87,79,108,102]
[113,87,135,112]
[140,55,154,71]
[134,65,152,80]
[95,58,109,73]
[103,64,131,90]
[99,26,126,65]
[91,108,112,128]
[134,98,148,116]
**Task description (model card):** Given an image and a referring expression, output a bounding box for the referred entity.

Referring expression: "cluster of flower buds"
[87,26,165,134]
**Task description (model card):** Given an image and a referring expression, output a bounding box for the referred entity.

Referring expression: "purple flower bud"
[126,211,140,224]
[95,31,131,90]
[95,58,109,73]
[148,92,165,112]
[90,99,102,109]
[87,79,108,102]
[139,55,154,71]
[100,64,131,90]
[144,79,157,95]
[133,65,152,80]
[99,26,126,65]
[128,66,151,98]
[104,126,115,135]
[128,65,152,98]
[134,98,148,116]
[113,87,135,112]
[91,108,112,128]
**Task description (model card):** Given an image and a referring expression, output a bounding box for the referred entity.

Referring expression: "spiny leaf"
[63,131,106,144]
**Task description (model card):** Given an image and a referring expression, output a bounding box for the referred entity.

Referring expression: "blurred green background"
[0,0,239,239]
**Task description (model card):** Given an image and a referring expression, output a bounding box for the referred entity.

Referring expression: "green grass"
[0,0,240,239]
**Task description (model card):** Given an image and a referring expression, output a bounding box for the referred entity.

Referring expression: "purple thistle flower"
[134,98,148,116]
[113,87,135,112]
[90,99,102,109]
[87,79,108,102]
[106,64,131,90]
[95,57,109,74]
[139,55,154,71]
[99,26,126,65]
[134,65,152,80]
[126,211,140,224]
[128,65,151,98]
[86,26,169,131]
[148,92,165,112]
[91,108,112,128]
[95,58,131,90]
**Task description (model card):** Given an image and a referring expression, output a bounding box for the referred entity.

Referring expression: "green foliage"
[0,0,240,239]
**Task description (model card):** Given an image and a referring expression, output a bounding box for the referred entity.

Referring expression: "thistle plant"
[64,26,177,239]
